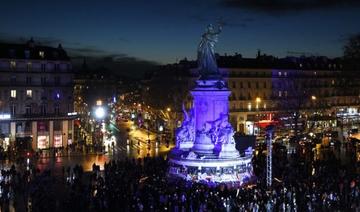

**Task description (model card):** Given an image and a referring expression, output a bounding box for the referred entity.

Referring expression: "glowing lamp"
[95,107,105,119]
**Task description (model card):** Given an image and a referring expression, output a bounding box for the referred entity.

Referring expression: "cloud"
[66,46,108,55]
[71,54,159,78]
[221,0,360,13]
[189,15,253,28]
[0,33,81,46]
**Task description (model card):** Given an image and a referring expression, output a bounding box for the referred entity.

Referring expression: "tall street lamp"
[94,105,106,152]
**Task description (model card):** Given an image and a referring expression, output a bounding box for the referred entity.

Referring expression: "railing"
[0,81,74,87]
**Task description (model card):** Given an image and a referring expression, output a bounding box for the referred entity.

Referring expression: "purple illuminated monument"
[168,23,253,185]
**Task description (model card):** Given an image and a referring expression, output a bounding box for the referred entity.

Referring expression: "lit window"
[284,91,288,97]
[39,51,45,58]
[26,90,32,98]
[263,104,267,109]
[278,71,282,76]
[278,91,282,97]
[332,80,335,85]
[10,90,16,98]
[27,62,32,71]
[314,71,317,75]
[56,93,60,99]
[10,61,16,69]
[248,103,252,111]
[284,72,287,77]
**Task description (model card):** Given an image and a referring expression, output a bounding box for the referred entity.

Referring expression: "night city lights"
[0,0,359,211]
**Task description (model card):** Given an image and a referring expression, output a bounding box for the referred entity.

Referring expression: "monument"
[168,23,253,185]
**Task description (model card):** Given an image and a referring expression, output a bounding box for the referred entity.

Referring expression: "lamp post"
[94,105,106,152]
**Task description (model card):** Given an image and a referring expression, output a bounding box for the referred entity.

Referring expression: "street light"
[95,107,105,119]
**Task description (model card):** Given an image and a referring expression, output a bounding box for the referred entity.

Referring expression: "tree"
[344,33,360,59]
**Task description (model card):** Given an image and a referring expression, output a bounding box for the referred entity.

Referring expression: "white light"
[159,125,164,132]
[67,112,77,116]
[0,114,11,120]
[95,107,105,119]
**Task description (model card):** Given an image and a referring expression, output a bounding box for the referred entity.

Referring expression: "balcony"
[0,81,73,87]
[4,113,78,121]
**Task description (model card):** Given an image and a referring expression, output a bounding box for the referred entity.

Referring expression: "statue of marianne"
[197,23,223,77]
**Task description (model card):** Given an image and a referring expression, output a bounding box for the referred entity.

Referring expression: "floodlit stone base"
[168,149,253,185]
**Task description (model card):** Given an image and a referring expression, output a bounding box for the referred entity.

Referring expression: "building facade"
[145,55,360,137]
[0,39,76,151]
[226,66,360,135]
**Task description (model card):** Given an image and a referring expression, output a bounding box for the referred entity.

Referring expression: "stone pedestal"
[178,141,194,150]
[191,132,214,154]
[191,79,231,154]
[219,143,240,158]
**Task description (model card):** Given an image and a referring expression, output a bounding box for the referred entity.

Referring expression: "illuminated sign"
[37,135,49,149]
[54,135,62,147]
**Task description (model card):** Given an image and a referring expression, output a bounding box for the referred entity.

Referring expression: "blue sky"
[1,0,359,64]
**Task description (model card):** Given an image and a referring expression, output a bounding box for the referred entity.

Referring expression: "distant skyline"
[1,0,359,65]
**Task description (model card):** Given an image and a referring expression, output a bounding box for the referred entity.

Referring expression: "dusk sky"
[1,0,360,65]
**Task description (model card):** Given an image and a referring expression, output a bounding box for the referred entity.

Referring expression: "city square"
[0,1,360,211]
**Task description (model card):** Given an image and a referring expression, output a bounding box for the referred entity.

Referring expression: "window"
[41,77,46,85]
[24,50,30,59]
[54,104,60,114]
[248,82,251,88]
[10,76,16,83]
[263,82,267,88]
[284,91,288,97]
[240,82,243,88]
[26,77,32,85]
[26,90,32,98]
[10,61,16,70]
[10,105,16,115]
[256,82,259,89]
[55,64,60,71]
[247,103,252,111]
[41,104,47,115]
[25,105,32,114]
[41,64,46,71]
[39,51,45,58]
[54,76,60,85]
[27,62,32,71]
[284,72,287,77]
[56,93,60,99]
[278,71,282,77]
[278,91,282,97]
[232,81,236,88]
[10,90,16,98]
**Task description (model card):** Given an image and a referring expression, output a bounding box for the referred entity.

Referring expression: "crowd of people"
[82,146,359,211]
[0,142,358,211]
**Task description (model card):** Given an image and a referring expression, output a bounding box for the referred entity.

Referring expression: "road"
[34,120,174,173]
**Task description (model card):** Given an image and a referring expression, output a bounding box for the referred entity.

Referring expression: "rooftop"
[0,38,70,61]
